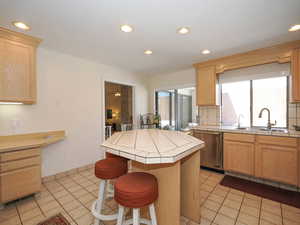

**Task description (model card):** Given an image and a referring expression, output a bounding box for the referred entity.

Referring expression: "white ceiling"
[1,0,300,75]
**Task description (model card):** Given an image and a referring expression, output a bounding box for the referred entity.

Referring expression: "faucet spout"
[258,108,276,130]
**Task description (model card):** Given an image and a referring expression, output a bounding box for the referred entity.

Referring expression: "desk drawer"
[0,156,40,173]
[0,165,41,203]
[0,148,40,162]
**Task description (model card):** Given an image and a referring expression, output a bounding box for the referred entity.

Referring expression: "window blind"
[218,63,290,84]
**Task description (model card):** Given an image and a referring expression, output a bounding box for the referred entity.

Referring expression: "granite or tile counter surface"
[102,129,205,164]
[0,130,66,153]
[192,125,300,137]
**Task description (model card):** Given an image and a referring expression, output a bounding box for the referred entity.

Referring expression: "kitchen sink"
[259,128,288,133]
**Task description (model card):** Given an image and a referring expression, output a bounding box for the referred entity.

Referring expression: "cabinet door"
[0,38,36,103]
[256,144,298,186]
[0,165,41,203]
[196,66,217,106]
[291,48,300,102]
[224,140,254,175]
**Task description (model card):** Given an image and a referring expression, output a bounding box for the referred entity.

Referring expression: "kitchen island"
[102,129,205,225]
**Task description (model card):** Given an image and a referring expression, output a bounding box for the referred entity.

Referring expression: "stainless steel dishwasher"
[193,130,223,171]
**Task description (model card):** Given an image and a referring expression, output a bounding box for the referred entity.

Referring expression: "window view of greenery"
[221,76,287,128]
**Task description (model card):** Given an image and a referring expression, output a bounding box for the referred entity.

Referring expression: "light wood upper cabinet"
[0,27,41,104]
[255,135,298,186]
[224,133,255,176]
[196,66,217,106]
[291,48,300,102]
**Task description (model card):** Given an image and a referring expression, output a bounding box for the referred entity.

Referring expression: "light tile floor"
[0,168,300,225]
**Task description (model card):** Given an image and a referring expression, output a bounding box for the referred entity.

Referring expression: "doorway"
[104,81,133,138]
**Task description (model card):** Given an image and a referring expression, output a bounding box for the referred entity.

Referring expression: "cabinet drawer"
[256,135,297,148]
[224,133,255,143]
[0,148,40,162]
[0,165,41,203]
[0,156,40,173]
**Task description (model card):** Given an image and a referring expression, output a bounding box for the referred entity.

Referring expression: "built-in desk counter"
[0,130,65,205]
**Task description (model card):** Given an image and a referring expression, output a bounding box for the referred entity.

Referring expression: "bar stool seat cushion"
[95,158,128,180]
[114,172,158,208]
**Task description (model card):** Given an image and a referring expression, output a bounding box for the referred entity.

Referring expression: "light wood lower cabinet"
[223,133,299,186]
[255,135,298,186]
[224,133,255,176]
[0,148,41,204]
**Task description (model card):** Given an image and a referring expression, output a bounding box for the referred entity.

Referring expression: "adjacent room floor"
[0,168,299,225]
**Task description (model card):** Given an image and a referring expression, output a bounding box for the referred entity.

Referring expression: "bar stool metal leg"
[116,205,125,225]
[133,208,140,225]
[149,204,157,225]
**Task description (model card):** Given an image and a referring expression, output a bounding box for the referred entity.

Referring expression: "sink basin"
[234,127,249,130]
[259,128,287,133]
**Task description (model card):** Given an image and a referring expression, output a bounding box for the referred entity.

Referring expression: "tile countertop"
[102,129,205,164]
[192,125,300,137]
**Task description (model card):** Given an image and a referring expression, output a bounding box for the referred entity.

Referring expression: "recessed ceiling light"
[289,24,300,32]
[144,50,153,55]
[177,27,190,34]
[12,21,30,30]
[120,24,133,33]
[202,49,211,55]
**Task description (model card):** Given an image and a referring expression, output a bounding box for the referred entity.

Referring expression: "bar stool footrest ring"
[91,200,118,221]
[123,218,152,225]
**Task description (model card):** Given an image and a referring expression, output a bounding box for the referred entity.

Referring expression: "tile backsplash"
[198,103,300,130]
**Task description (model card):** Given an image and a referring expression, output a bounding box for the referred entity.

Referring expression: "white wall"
[147,68,196,112]
[0,48,148,177]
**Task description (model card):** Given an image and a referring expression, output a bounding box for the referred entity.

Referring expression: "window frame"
[220,76,289,129]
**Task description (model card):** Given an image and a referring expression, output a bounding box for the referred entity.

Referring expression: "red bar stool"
[91,157,128,225]
[114,172,158,225]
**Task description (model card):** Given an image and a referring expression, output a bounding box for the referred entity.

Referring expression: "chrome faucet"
[258,108,276,130]
[237,114,244,128]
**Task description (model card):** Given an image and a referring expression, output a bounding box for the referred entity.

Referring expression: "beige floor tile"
[0,205,18,222]
[243,198,261,209]
[261,204,282,216]
[262,198,281,207]
[0,216,22,225]
[44,207,65,217]
[39,200,60,212]
[260,210,283,225]
[207,193,225,204]
[244,193,261,201]
[281,204,300,214]
[180,216,189,225]
[283,218,300,225]
[203,199,221,212]
[212,189,228,198]
[240,204,260,218]
[53,189,69,199]
[282,210,300,223]
[201,190,211,199]
[36,195,55,206]
[68,185,83,193]
[260,219,279,225]
[190,218,212,225]
[72,188,89,198]
[223,198,242,210]
[213,213,235,225]
[19,207,43,222]
[219,205,239,219]
[21,214,45,225]
[17,200,37,214]
[85,184,99,192]
[78,193,95,204]
[69,206,89,219]
[201,207,217,221]
[57,194,75,205]
[226,193,244,203]
[75,212,94,225]
[230,189,245,196]
[201,184,215,193]
[237,212,259,225]
[63,200,82,212]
